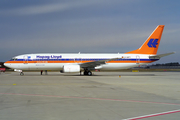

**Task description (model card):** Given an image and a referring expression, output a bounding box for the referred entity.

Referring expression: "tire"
[84,71,88,75]
[20,72,24,76]
[88,71,92,76]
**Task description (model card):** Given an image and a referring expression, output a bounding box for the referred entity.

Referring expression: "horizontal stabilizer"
[149,52,175,59]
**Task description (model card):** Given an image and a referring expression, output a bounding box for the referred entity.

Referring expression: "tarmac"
[0,71,180,120]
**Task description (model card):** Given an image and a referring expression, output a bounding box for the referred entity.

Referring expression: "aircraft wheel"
[88,71,92,76]
[84,71,88,75]
[20,72,24,76]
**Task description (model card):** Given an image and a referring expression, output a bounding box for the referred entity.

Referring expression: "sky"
[0,0,180,64]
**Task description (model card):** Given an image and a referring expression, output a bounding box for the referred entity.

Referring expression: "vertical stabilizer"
[126,25,165,55]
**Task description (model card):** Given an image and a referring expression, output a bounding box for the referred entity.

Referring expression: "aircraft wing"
[79,58,120,68]
[149,52,175,59]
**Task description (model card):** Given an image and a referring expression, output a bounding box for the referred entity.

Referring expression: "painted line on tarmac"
[123,109,180,120]
[0,93,180,106]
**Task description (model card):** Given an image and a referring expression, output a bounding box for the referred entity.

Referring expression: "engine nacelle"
[63,65,80,73]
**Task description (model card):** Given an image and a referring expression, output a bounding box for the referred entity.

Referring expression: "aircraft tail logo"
[147,39,159,48]
[126,25,165,55]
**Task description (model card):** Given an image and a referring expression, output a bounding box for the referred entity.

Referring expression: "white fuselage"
[4,53,158,71]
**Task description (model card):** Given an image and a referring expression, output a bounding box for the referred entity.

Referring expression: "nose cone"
[4,61,11,69]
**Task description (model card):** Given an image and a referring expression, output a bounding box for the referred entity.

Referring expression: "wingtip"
[170,51,176,54]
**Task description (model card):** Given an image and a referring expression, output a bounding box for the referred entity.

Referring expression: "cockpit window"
[11,58,18,61]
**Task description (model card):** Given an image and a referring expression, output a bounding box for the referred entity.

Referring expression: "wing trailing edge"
[80,58,120,68]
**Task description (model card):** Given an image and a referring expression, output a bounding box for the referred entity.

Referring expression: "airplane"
[4,25,175,76]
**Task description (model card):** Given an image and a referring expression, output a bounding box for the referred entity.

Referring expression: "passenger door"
[136,55,140,64]
[23,56,28,64]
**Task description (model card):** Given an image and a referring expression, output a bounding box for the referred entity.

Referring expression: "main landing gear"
[83,69,92,76]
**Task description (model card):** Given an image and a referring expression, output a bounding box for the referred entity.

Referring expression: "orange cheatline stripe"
[5,60,155,64]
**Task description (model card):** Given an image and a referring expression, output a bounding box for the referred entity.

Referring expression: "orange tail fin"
[126,25,165,55]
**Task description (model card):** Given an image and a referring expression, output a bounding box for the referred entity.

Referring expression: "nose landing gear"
[20,72,24,76]
[14,69,24,76]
